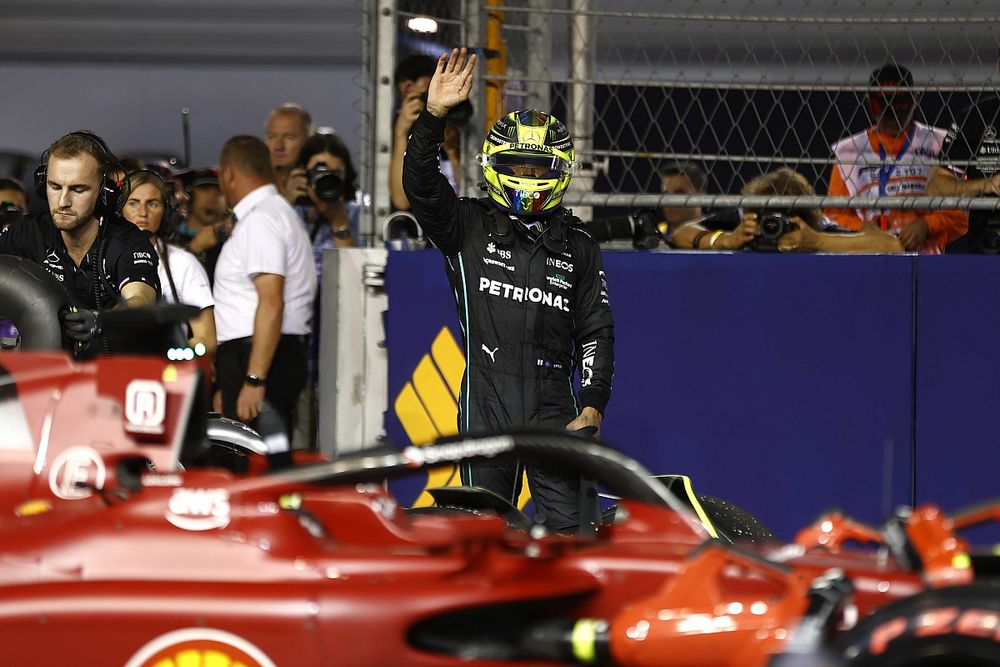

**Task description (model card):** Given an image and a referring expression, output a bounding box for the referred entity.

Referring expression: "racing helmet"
[480,109,575,216]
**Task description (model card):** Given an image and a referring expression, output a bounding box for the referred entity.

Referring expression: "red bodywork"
[0,352,982,666]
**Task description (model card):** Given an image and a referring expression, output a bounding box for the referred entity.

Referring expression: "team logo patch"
[124,628,277,667]
[48,446,106,500]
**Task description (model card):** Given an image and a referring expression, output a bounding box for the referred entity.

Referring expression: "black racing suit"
[403,109,615,530]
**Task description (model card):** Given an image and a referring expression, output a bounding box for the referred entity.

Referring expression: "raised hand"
[426,47,477,118]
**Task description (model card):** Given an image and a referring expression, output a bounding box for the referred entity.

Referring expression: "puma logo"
[481,344,498,363]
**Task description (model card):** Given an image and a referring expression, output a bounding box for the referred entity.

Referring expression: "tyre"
[696,493,777,545]
[601,493,776,545]
[835,583,1000,667]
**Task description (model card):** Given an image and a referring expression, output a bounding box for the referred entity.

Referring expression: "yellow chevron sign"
[394,327,530,509]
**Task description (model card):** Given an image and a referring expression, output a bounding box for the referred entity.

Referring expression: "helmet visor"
[486,151,574,178]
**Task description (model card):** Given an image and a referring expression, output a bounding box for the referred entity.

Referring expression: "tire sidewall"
[836,584,1000,666]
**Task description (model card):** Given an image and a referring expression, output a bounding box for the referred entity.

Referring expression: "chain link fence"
[491,0,1000,215]
[362,1,1000,231]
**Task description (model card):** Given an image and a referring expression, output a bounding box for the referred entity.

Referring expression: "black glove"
[61,307,102,344]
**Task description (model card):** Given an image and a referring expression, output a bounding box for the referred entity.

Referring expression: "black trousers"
[459,460,575,531]
[216,334,307,441]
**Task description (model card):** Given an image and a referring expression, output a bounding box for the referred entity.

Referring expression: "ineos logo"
[546,257,574,272]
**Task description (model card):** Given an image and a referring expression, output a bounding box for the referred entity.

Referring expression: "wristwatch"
[245,373,267,387]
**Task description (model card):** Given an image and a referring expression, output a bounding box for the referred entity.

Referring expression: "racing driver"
[402,48,615,531]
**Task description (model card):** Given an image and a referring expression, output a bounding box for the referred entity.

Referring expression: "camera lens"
[308,164,345,203]
[759,213,787,240]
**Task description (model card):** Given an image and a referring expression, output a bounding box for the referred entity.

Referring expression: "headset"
[33,130,128,218]
[124,168,179,241]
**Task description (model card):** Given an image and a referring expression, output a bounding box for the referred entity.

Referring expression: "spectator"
[403,49,615,531]
[0,178,28,346]
[0,131,159,356]
[147,161,194,240]
[824,63,967,253]
[185,169,233,284]
[287,132,360,449]
[660,161,707,229]
[660,162,743,246]
[122,170,217,355]
[389,54,462,210]
[0,177,27,238]
[673,168,902,252]
[212,135,316,467]
[927,48,1000,253]
[0,178,28,216]
[265,103,313,203]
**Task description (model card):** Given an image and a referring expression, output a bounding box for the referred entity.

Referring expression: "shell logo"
[124,628,277,667]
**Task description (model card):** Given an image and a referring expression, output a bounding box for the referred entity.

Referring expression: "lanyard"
[877,125,915,197]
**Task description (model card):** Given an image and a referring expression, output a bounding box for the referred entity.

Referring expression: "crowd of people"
[660,57,1000,255]
[0,102,358,458]
[0,48,996,507]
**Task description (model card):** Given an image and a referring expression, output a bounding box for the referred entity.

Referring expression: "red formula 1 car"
[1,258,1000,667]
[3,347,1000,667]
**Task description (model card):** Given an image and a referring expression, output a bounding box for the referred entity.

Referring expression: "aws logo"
[393,327,531,509]
[165,488,231,531]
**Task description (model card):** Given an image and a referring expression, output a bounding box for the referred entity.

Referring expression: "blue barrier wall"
[385,250,997,540]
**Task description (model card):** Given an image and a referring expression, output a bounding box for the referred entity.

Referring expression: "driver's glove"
[61,307,102,344]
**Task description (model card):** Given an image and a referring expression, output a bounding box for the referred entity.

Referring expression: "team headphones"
[33,130,129,218]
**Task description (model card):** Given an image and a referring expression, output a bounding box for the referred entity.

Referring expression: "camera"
[296,162,345,206]
[0,202,24,231]
[587,209,665,249]
[420,91,474,127]
[749,211,794,252]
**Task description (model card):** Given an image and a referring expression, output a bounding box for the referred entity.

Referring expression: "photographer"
[389,54,466,211]
[288,133,359,247]
[287,132,360,449]
[675,168,902,253]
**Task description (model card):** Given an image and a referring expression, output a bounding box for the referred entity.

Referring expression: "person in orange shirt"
[825,63,967,254]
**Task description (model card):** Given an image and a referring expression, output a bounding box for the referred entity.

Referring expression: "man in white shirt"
[213,135,317,465]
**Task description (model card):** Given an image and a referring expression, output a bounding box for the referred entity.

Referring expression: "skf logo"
[125,379,166,435]
[166,488,231,531]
